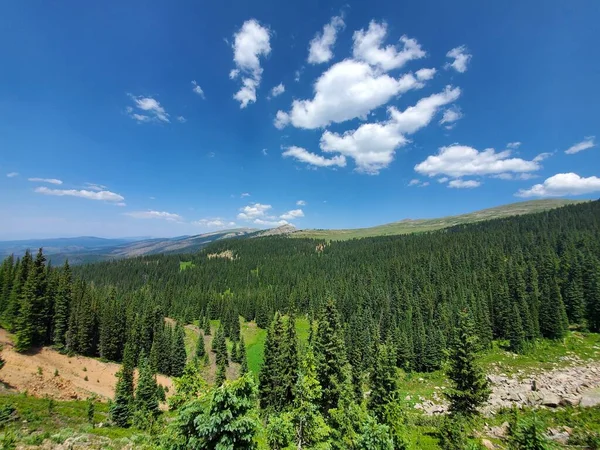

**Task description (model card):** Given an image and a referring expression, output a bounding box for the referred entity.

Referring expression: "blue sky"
[1,0,599,239]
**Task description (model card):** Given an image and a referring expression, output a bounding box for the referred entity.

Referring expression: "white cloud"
[280,209,304,220]
[294,70,301,82]
[517,173,600,197]
[565,136,596,154]
[241,192,251,197]
[445,45,472,73]
[507,142,521,149]
[262,148,268,156]
[6,172,18,178]
[177,116,187,123]
[416,68,436,81]
[35,186,125,202]
[439,106,463,128]
[438,177,449,183]
[191,80,205,98]
[231,19,271,108]
[28,177,63,185]
[127,95,170,123]
[352,21,425,71]
[308,15,345,64]
[296,200,306,206]
[415,144,540,178]
[282,146,347,168]
[253,218,289,227]
[125,210,182,221]
[408,179,420,186]
[448,179,481,189]
[116,202,126,207]
[319,86,460,174]
[84,183,107,191]
[237,203,272,220]
[533,152,553,162]
[492,173,539,181]
[192,218,236,228]
[276,59,425,129]
[270,83,285,98]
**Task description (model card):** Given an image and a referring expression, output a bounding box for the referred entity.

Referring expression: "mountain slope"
[292,199,586,240]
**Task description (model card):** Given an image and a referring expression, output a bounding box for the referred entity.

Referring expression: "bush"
[0,403,17,426]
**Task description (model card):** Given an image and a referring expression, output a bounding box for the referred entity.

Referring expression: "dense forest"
[1,200,600,448]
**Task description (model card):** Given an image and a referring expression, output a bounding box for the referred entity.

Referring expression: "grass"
[293,199,584,241]
[179,261,195,271]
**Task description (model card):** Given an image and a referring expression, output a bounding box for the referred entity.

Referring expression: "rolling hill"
[292,199,587,240]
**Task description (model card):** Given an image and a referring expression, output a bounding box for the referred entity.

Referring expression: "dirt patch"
[0,329,173,402]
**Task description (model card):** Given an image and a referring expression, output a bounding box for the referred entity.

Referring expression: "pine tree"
[169,373,258,450]
[195,332,206,360]
[170,322,187,377]
[3,251,32,331]
[368,343,398,423]
[203,315,211,336]
[507,302,526,354]
[280,315,299,407]
[314,299,348,414]
[588,268,600,332]
[422,327,445,372]
[213,326,228,368]
[15,248,47,351]
[134,353,159,419]
[168,359,206,410]
[259,312,284,410]
[215,360,226,386]
[239,335,249,375]
[444,309,490,416]
[110,341,135,427]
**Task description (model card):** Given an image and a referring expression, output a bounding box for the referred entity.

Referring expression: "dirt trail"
[0,328,173,401]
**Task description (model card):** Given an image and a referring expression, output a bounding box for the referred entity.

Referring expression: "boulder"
[540,392,561,407]
[481,438,495,449]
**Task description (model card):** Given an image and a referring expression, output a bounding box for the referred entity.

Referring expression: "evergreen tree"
[15,249,47,351]
[110,341,135,427]
[588,268,600,332]
[213,326,228,368]
[507,302,526,354]
[170,322,187,377]
[368,343,398,423]
[280,315,299,407]
[314,299,348,414]
[168,359,206,410]
[239,335,249,375]
[134,353,159,419]
[167,373,258,450]
[215,360,227,386]
[203,315,211,336]
[422,327,445,372]
[259,312,284,410]
[195,333,206,360]
[444,309,490,416]
[3,251,32,331]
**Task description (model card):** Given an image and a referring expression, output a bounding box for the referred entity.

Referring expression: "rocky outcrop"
[414,361,600,415]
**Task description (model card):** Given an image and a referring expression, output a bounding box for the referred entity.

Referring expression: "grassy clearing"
[293,199,583,241]
[178,261,195,271]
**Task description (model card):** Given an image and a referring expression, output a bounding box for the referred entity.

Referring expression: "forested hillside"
[1,200,600,448]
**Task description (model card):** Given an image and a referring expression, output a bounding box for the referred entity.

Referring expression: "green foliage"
[215,360,227,386]
[266,413,294,450]
[355,416,394,450]
[169,359,207,410]
[508,409,554,450]
[368,343,398,423]
[134,354,159,421]
[170,322,187,377]
[109,342,135,427]
[86,397,95,426]
[165,373,259,450]
[444,310,490,416]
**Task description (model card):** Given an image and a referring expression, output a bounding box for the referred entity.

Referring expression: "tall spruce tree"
[239,334,249,375]
[444,309,490,416]
[368,343,399,423]
[110,341,135,427]
[280,315,299,407]
[259,312,284,410]
[134,353,159,419]
[15,248,47,351]
[314,299,348,414]
[170,322,187,377]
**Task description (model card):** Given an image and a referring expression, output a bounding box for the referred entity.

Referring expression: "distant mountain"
[0,229,257,264]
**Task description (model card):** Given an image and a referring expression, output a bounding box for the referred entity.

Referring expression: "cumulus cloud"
[308,15,345,64]
[237,203,272,220]
[125,210,182,221]
[352,21,425,71]
[253,218,289,227]
[565,136,596,154]
[275,59,425,129]
[448,179,481,189]
[177,116,187,123]
[415,144,540,178]
[516,173,600,197]
[231,19,271,108]
[280,209,304,220]
[533,152,553,162]
[35,186,125,202]
[507,142,521,149]
[6,172,19,178]
[416,68,436,81]
[319,86,460,174]
[296,200,306,206]
[191,80,205,98]
[408,179,429,187]
[282,146,347,168]
[28,177,62,185]
[438,177,449,183]
[445,45,472,73]
[270,83,285,98]
[439,106,463,129]
[192,218,236,228]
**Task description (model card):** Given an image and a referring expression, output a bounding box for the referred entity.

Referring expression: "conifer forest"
[1,200,600,449]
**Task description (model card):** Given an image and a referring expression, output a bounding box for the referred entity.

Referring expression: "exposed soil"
[0,328,173,401]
